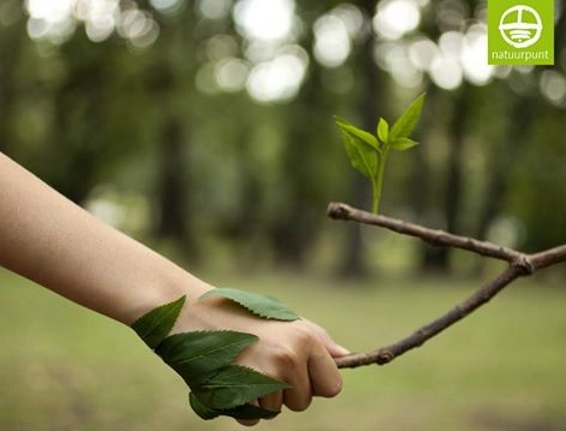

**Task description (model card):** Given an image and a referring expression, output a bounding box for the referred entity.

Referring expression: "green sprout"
[335,93,426,214]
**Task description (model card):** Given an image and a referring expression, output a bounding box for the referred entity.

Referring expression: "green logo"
[488,0,554,65]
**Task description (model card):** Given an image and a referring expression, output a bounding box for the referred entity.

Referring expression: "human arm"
[0,152,347,424]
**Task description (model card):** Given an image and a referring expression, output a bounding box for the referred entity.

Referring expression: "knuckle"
[271,344,301,370]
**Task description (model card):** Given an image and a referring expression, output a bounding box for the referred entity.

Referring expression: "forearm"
[0,152,211,324]
[0,153,346,424]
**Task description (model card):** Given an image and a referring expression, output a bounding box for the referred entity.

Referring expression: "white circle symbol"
[499,5,543,49]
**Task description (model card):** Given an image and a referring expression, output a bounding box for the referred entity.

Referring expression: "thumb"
[325,341,351,358]
[304,319,350,358]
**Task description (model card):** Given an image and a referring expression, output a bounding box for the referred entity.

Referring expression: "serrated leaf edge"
[199,288,300,321]
[131,295,186,349]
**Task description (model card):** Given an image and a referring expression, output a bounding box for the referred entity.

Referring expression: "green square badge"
[488,0,554,65]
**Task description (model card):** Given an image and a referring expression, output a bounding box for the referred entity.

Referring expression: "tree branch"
[327,202,566,369]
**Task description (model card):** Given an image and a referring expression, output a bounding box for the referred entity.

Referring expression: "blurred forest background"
[1,0,565,276]
[2,1,566,431]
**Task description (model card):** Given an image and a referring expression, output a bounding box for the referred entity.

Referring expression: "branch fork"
[327,202,566,369]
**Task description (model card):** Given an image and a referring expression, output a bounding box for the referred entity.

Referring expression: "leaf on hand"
[390,137,419,152]
[131,295,186,349]
[189,392,280,421]
[189,392,220,420]
[193,365,290,410]
[334,116,379,179]
[200,288,300,321]
[155,330,258,385]
[136,291,296,421]
[390,93,425,142]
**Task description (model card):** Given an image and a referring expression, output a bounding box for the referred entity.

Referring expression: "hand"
[174,293,349,426]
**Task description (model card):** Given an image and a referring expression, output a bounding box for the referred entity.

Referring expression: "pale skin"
[0,152,348,426]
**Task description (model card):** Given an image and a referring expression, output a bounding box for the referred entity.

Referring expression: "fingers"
[236,390,283,427]
[278,321,344,410]
[236,400,261,427]
[303,318,351,358]
[229,319,348,425]
[308,348,343,397]
[282,355,312,411]
[237,418,260,427]
[259,390,284,413]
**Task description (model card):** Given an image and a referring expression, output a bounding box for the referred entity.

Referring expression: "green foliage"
[200,288,300,321]
[335,93,426,213]
[191,365,289,410]
[131,296,186,349]
[131,289,299,421]
[155,331,259,383]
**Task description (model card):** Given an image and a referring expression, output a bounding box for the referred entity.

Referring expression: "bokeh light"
[233,0,295,43]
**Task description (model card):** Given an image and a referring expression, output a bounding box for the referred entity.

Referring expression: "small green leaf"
[377,117,389,145]
[200,288,299,321]
[390,137,419,151]
[193,365,290,410]
[131,296,186,349]
[156,331,258,385]
[341,130,378,179]
[334,118,379,179]
[334,116,380,151]
[390,93,426,141]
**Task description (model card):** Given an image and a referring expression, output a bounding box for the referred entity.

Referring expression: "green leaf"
[155,331,258,385]
[390,137,419,151]
[193,365,290,410]
[334,116,380,151]
[390,93,426,141]
[221,403,280,420]
[334,117,379,179]
[131,296,186,349]
[189,393,220,420]
[377,117,389,145]
[200,288,299,321]
[189,393,280,421]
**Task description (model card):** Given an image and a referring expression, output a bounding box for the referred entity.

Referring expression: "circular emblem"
[499,5,543,48]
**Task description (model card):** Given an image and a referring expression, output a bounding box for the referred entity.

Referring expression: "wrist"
[116,258,215,326]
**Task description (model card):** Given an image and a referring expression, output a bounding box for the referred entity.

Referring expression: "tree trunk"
[476,95,532,242]
[156,118,196,259]
[340,0,383,278]
[420,85,470,274]
[0,14,25,154]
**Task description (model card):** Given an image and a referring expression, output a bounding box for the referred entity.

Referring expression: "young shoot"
[335,93,426,214]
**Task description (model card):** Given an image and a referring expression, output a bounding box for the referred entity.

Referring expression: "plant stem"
[372,148,390,214]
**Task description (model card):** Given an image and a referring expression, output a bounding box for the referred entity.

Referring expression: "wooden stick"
[327,202,566,368]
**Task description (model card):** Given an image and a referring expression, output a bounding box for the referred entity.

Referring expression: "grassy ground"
[1,267,566,431]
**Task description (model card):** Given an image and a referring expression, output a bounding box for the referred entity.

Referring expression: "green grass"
[1,268,566,431]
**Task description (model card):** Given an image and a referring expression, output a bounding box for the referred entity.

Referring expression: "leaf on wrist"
[200,288,300,321]
[131,295,186,349]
